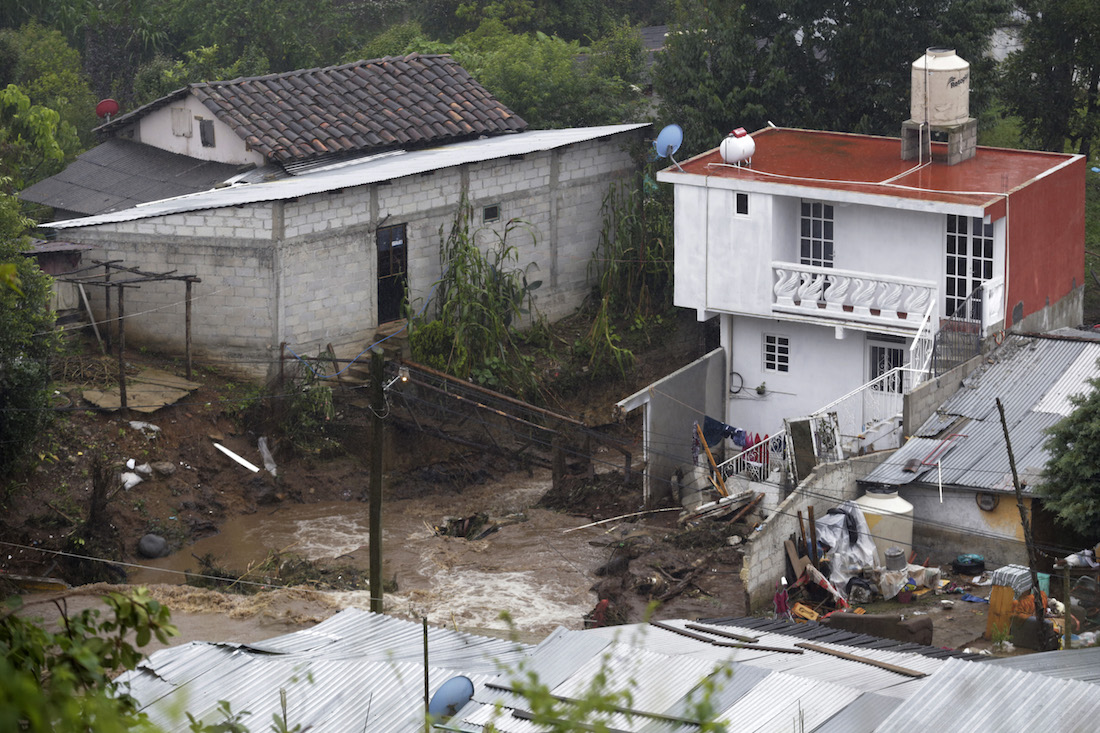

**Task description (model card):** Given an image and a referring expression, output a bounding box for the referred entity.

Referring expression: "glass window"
[800,200,834,267]
[764,333,790,373]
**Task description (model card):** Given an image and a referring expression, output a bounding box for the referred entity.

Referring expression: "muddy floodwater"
[130,470,612,635]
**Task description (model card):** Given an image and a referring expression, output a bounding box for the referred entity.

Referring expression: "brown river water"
[128,470,611,635]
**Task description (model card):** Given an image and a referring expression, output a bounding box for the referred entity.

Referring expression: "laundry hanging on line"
[702,416,747,448]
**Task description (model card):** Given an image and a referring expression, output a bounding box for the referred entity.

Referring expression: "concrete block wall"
[60,129,643,377]
[64,225,279,373]
[902,354,985,436]
[741,454,887,612]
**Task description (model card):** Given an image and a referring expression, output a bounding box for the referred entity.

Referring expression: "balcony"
[772,262,936,330]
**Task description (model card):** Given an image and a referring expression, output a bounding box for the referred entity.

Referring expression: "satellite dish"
[654,124,683,158]
[428,676,475,721]
[95,99,120,121]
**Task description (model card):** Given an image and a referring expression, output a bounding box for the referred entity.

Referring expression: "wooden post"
[694,423,728,497]
[104,267,112,353]
[185,279,193,381]
[117,285,127,413]
[1062,563,1072,650]
[423,617,430,731]
[369,348,385,614]
[808,506,819,568]
[996,398,1051,649]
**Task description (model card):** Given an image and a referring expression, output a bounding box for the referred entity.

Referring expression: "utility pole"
[370,347,385,613]
[996,397,1053,649]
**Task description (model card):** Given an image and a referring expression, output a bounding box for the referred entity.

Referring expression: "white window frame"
[800,200,834,268]
[945,214,994,320]
[763,333,790,373]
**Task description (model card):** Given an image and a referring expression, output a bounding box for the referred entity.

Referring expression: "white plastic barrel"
[854,486,914,567]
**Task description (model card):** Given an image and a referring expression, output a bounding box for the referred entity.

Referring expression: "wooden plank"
[695,422,728,497]
[785,538,810,579]
[794,642,928,678]
[985,583,1016,640]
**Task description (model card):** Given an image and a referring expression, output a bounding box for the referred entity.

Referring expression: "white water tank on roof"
[854,486,914,567]
[720,127,755,164]
[910,48,970,126]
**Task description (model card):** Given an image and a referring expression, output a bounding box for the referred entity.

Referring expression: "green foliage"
[1042,370,1100,537]
[0,84,66,190]
[279,368,336,453]
[0,187,58,475]
[656,0,1010,154]
[0,588,178,732]
[410,200,542,398]
[133,44,271,106]
[0,21,95,148]
[999,0,1100,156]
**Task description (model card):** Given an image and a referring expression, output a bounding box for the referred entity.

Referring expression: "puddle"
[130,470,609,635]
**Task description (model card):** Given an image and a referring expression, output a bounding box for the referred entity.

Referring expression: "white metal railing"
[809,366,919,453]
[717,430,789,483]
[772,262,935,324]
[908,299,937,388]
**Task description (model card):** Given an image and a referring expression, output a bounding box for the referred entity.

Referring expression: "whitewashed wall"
[130,95,262,166]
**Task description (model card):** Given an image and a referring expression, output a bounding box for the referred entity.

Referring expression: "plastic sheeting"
[815,500,878,597]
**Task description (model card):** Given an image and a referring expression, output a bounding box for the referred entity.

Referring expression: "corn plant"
[410,199,542,399]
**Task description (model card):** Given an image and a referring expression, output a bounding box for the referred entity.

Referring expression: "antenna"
[654,123,684,172]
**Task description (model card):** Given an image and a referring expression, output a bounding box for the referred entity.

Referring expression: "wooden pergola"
[60,260,201,411]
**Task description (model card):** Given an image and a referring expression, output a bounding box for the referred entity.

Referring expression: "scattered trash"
[726,535,743,546]
[128,421,161,437]
[960,592,988,603]
[258,437,278,477]
[940,600,955,609]
[120,472,142,490]
[126,458,136,470]
[952,553,985,575]
[1063,549,1099,568]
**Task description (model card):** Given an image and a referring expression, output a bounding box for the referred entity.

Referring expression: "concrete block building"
[37,55,646,375]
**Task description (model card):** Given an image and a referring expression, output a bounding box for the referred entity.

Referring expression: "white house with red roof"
[623,50,1084,504]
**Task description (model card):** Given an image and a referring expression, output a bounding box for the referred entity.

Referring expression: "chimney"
[901,48,976,165]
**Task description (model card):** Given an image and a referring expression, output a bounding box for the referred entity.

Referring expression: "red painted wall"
[1004,156,1085,327]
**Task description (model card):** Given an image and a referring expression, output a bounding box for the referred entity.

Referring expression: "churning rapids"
[129,470,611,635]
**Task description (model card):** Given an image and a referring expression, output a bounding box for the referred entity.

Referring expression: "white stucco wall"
[132,95,264,166]
[61,131,641,377]
[673,183,1006,327]
[724,314,910,437]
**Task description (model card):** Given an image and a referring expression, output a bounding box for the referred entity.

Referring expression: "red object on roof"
[731,127,748,138]
[95,99,119,118]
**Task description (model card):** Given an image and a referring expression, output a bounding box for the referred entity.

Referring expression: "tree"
[450,20,646,128]
[132,44,270,107]
[0,21,96,147]
[0,185,57,475]
[0,84,67,192]
[1000,0,1100,156]
[1042,371,1100,538]
[0,589,178,732]
[655,0,1010,155]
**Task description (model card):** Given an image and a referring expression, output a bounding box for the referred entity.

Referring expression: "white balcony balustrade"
[772,263,936,327]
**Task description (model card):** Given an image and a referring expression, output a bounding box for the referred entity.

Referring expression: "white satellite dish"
[654,124,685,172]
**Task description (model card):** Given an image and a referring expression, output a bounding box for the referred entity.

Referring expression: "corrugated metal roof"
[874,656,1100,732]
[49,124,648,230]
[115,609,531,732]
[864,335,1100,493]
[985,647,1100,684]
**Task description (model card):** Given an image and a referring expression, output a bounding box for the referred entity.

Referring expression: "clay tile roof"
[96,54,526,164]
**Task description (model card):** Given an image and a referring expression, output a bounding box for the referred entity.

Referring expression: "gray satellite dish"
[428,675,475,722]
[654,124,684,171]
